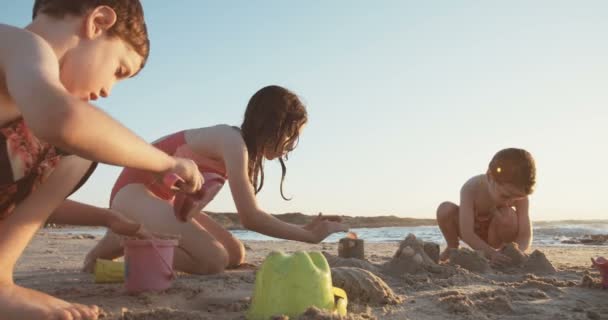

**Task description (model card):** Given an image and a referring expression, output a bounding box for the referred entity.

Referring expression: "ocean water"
[50,220,608,247]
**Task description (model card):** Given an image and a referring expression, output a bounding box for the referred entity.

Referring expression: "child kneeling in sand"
[84,85,350,275]
[436,148,536,266]
[0,1,203,319]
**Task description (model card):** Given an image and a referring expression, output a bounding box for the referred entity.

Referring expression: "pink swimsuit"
[110,131,227,218]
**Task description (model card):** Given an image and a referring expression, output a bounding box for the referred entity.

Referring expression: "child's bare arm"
[219,128,347,243]
[50,198,152,238]
[514,198,532,251]
[50,199,114,227]
[0,26,174,173]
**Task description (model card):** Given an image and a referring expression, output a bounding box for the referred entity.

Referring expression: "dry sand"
[13,229,608,320]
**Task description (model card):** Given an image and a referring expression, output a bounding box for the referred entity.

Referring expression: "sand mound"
[469,289,514,314]
[447,248,490,273]
[445,243,557,275]
[436,291,479,315]
[500,243,527,267]
[271,306,377,320]
[432,269,489,288]
[323,252,380,274]
[478,295,513,314]
[423,242,440,264]
[331,267,402,305]
[581,274,603,289]
[437,288,514,317]
[498,245,557,275]
[522,250,557,275]
[383,234,439,276]
[508,288,549,300]
[510,279,564,295]
[121,308,210,320]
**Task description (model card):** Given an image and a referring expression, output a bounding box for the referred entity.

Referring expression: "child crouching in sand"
[436,148,536,266]
[84,85,350,275]
[0,1,202,319]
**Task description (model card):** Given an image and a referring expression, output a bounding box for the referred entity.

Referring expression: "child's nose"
[101,83,115,98]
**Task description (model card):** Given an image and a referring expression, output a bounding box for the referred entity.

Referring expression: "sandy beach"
[14,228,607,320]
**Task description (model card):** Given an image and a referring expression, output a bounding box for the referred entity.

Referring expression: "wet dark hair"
[240,85,308,200]
[488,148,536,194]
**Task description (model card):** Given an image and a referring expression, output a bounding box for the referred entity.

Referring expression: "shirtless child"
[436,148,536,266]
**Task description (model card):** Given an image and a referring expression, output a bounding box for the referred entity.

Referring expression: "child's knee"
[436,201,458,222]
[227,239,246,267]
[495,208,517,226]
[193,245,229,275]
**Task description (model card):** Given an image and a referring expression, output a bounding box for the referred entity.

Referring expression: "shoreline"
[46,212,608,231]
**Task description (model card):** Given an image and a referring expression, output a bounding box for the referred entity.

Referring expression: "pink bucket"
[123,239,178,293]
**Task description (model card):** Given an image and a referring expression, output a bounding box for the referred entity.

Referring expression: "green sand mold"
[248,251,346,320]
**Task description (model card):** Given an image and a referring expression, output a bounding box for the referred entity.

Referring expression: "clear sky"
[2,1,607,220]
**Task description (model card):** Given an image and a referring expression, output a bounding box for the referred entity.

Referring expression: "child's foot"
[0,283,99,319]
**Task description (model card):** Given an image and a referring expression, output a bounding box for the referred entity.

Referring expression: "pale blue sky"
[2,1,607,220]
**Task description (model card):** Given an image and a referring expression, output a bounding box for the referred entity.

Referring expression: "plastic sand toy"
[123,238,178,293]
[247,251,348,319]
[94,259,124,283]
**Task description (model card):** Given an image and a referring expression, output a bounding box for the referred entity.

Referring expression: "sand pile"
[323,252,380,274]
[468,289,514,314]
[495,244,557,275]
[331,267,402,305]
[447,248,491,273]
[436,285,554,318]
[271,306,377,320]
[423,242,440,264]
[436,290,476,314]
[522,250,557,274]
[121,308,210,320]
[500,243,527,267]
[522,274,576,287]
[581,274,603,289]
[436,288,515,318]
[505,278,564,295]
[447,244,557,275]
[382,234,441,276]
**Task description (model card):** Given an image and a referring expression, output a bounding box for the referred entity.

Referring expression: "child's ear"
[83,6,117,39]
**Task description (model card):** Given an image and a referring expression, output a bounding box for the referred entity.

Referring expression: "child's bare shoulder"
[0,24,58,73]
[461,174,485,195]
[186,125,244,155]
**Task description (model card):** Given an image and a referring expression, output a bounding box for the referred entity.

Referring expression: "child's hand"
[168,157,204,193]
[303,213,344,231]
[304,213,349,243]
[106,210,150,239]
[489,250,512,267]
